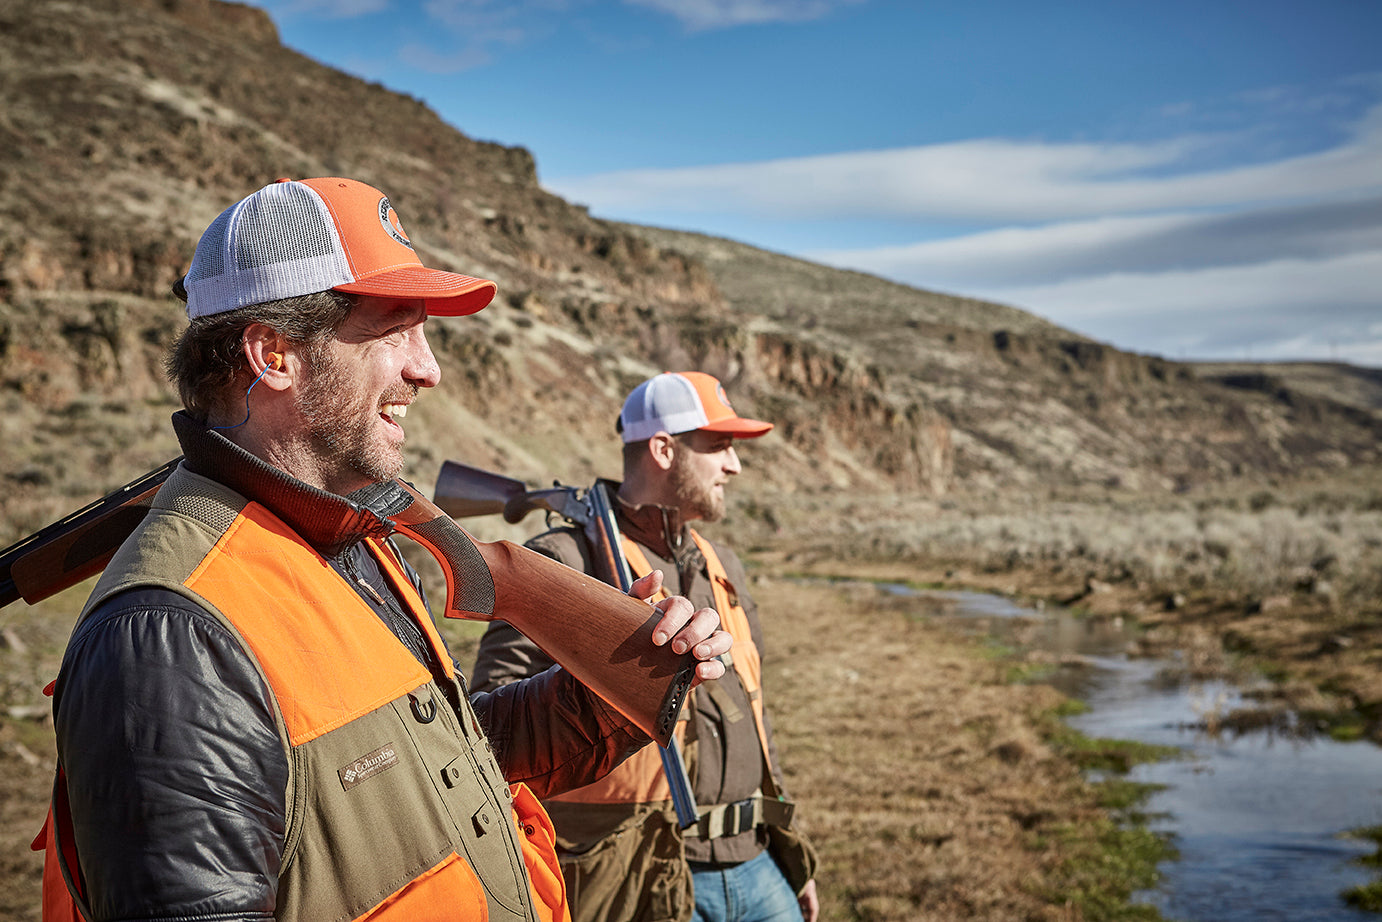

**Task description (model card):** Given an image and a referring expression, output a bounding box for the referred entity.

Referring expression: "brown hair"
[165,290,355,420]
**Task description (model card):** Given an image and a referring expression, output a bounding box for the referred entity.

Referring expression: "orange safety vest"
[36,468,569,922]
[545,530,771,809]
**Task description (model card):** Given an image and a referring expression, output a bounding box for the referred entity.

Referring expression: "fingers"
[799,880,820,922]
[651,601,707,653]
[650,600,729,656]
[648,597,732,684]
[628,569,663,602]
[692,647,729,683]
[649,595,694,647]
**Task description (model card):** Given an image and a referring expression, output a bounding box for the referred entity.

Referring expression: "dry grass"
[745,578,1160,922]
[738,468,1382,743]
[744,470,1382,609]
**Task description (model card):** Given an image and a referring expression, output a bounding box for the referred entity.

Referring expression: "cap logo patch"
[378,197,413,249]
[714,383,735,411]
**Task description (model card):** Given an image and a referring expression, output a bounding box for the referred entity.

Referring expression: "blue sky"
[260,0,1382,365]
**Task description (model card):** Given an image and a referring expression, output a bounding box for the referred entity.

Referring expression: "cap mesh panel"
[620,374,708,441]
[187,208,232,284]
[235,184,336,271]
[184,181,353,318]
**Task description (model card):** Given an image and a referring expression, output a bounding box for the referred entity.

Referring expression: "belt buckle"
[731,798,754,835]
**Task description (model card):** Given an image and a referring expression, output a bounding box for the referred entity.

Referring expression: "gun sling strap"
[621,532,798,842]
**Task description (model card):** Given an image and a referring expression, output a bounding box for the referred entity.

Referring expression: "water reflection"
[901,586,1382,922]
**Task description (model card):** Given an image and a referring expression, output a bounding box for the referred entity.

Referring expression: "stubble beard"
[296,348,415,488]
[669,454,725,523]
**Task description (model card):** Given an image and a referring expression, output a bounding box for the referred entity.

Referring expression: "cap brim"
[334,266,497,317]
[701,418,774,439]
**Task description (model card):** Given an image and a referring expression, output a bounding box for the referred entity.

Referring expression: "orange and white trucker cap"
[179,177,497,319]
[618,372,773,443]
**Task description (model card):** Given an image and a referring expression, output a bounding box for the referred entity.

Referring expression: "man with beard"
[44,178,732,922]
[473,372,820,922]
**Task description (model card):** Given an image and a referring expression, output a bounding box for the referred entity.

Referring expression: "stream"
[898,586,1382,922]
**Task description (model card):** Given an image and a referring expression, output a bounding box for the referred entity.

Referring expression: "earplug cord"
[210,358,277,432]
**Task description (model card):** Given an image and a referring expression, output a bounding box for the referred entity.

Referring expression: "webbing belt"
[688,792,796,840]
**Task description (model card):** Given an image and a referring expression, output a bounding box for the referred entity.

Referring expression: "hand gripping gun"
[434,459,701,828]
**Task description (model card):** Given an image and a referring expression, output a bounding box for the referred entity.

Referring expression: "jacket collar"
[612,481,701,568]
[173,411,395,557]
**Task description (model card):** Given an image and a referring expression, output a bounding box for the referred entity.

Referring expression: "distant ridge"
[1193,361,1382,412]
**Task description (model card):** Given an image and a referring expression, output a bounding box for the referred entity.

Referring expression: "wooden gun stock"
[376,479,694,747]
[0,459,181,609]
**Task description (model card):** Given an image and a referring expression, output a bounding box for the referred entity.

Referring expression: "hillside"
[1,0,1379,550]
[1192,360,1382,412]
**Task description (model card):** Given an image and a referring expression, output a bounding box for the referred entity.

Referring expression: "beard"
[296,347,416,489]
[668,454,725,523]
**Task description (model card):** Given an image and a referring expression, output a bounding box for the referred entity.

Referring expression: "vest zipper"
[336,546,433,668]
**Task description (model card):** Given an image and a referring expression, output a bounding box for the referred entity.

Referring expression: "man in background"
[43,178,730,921]
[474,371,820,922]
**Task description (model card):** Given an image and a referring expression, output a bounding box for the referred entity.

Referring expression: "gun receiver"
[434,460,701,827]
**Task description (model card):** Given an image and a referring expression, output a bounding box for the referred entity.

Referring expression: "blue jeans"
[690,850,804,922]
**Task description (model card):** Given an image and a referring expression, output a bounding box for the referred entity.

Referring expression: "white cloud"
[969,251,1382,362]
[625,0,858,31]
[808,197,1382,288]
[546,104,1382,223]
[422,0,538,37]
[545,92,1382,365]
[396,41,495,73]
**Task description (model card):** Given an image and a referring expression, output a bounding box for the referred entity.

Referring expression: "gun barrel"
[0,458,180,608]
[433,460,526,520]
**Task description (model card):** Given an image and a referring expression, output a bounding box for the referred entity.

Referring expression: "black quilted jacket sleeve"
[54,586,285,921]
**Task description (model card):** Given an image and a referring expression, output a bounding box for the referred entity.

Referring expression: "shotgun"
[0,458,181,609]
[0,461,695,747]
[434,460,701,828]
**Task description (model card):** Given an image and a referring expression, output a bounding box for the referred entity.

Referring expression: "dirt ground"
[742,577,1136,921]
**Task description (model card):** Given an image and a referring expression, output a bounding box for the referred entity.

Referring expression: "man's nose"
[724,445,741,475]
[406,328,442,388]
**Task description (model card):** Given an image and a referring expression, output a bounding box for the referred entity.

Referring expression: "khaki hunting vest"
[39,466,569,922]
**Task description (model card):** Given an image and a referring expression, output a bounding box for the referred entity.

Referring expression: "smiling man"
[474,372,820,922]
[45,178,731,922]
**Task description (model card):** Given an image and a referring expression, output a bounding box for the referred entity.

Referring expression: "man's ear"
[648,432,677,471]
[241,323,292,390]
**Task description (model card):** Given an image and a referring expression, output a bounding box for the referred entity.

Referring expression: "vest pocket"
[279,687,532,922]
[361,851,488,922]
[558,807,691,922]
[424,696,532,919]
